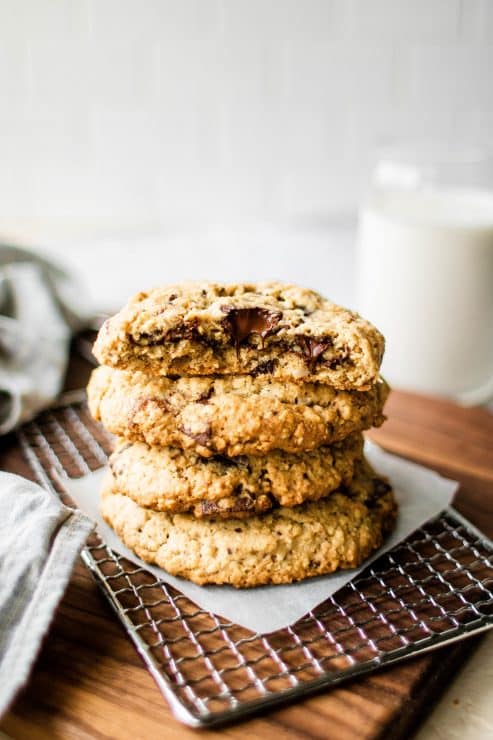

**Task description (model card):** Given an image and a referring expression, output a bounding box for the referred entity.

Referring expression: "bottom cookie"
[100,459,397,588]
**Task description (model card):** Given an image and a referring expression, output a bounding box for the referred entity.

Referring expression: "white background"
[1,0,493,242]
[3,0,493,311]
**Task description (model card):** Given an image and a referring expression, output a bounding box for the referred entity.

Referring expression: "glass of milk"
[356,145,493,405]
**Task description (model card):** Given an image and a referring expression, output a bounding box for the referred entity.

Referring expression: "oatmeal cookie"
[88,366,388,456]
[100,459,397,587]
[106,433,364,518]
[93,282,384,389]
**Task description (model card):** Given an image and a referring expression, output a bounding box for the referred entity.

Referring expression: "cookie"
[100,459,397,587]
[93,282,384,389]
[106,433,364,519]
[88,366,389,457]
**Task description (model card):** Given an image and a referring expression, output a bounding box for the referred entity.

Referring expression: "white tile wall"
[349,0,462,41]
[0,0,492,237]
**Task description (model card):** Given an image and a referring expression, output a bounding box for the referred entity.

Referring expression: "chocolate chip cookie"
[106,433,364,519]
[88,366,389,457]
[93,282,384,389]
[100,458,397,587]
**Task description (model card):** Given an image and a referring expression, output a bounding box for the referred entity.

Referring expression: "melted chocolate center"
[297,336,332,372]
[221,306,282,356]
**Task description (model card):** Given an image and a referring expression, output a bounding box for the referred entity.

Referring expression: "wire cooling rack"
[17,393,493,728]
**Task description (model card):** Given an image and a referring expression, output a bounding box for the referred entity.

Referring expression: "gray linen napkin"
[0,472,94,716]
[0,244,93,434]
[0,245,95,714]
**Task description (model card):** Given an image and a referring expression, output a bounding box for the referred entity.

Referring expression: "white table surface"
[9,226,493,739]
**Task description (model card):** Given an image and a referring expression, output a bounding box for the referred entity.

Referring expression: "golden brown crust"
[88,366,389,457]
[93,282,384,389]
[106,434,364,518]
[100,459,398,587]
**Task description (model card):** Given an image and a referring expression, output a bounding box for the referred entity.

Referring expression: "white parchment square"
[64,442,458,634]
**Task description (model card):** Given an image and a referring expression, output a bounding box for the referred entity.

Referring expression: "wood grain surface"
[1,351,492,740]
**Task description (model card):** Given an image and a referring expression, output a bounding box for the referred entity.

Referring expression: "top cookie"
[93,282,384,389]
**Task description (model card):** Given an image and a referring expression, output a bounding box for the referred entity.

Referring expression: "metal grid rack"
[17,394,493,728]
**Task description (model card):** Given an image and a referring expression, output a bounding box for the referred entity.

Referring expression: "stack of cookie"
[88,282,397,588]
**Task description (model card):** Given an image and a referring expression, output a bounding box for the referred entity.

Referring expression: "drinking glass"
[356,142,493,405]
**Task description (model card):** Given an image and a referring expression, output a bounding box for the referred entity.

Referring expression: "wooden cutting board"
[1,351,492,740]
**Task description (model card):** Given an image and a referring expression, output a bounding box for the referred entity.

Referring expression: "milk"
[356,187,493,404]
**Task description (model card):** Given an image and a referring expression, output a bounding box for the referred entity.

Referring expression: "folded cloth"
[0,244,94,434]
[0,472,94,716]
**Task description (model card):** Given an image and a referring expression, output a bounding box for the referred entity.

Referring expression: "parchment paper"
[64,442,458,633]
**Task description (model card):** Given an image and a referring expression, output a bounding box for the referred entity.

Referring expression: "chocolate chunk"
[372,478,392,497]
[135,397,171,414]
[198,489,274,519]
[206,454,250,470]
[164,318,200,343]
[130,330,166,346]
[221,306,282,357]
[196,386,215,404]
[296,336,333,372]
[131,318,204,346]
[250,359,277,377]
[199,497,255,517]
[180,425,212,448]
[323,344,351,370]
[129,398,172,431]
[210,454,238,468]
[323,357,342,370]
[365,478,392,508]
